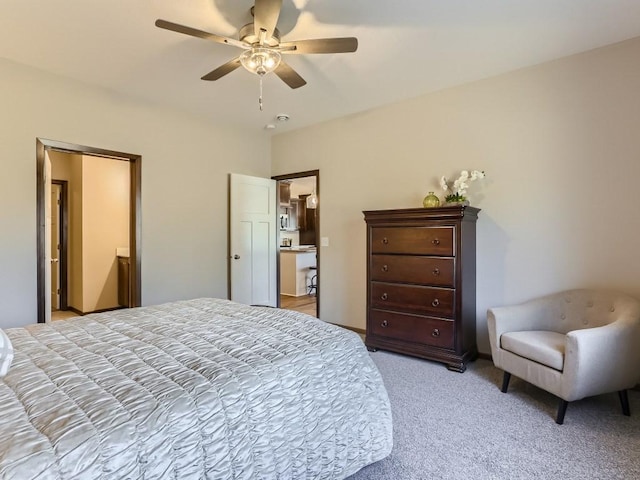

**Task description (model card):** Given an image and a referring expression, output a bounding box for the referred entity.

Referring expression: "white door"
[229,173,277,307]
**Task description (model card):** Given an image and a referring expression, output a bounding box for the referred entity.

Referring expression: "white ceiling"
[2,0,640,134]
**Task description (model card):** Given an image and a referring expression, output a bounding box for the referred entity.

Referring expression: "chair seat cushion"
[500,330,566,371]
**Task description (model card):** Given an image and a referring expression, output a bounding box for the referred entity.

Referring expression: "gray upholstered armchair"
[487,289,640,424]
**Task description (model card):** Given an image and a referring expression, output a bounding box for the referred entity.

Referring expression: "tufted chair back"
[538,289,640,334]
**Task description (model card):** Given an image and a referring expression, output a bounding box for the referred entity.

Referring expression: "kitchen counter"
[280,248,316,296]
[280,246,317,253]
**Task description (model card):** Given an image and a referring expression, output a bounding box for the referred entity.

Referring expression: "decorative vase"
[422,192,440,208]
[444,198,470,207]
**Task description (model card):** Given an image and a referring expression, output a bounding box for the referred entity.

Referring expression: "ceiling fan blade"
[253,0,282,40]
[280,37,358,54]
[274,61,307,89]
[201,57,242,81]
[155,19,246,49]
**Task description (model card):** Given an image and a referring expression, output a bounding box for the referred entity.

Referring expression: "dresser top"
[363,206,480,223]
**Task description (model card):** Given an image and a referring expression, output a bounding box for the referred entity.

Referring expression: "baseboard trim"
[64,306,126,316]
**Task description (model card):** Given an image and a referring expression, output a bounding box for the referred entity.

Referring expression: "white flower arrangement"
[440,170,486,203]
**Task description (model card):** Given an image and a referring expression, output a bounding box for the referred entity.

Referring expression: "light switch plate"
[320,237,329,247]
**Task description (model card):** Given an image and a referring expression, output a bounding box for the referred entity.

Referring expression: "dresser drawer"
[371,255,454,287]
[371,226,454,256]
[371,282,454,317]
[369,310,455,349]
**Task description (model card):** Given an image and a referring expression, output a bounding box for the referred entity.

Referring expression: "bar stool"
[307,266,317,296]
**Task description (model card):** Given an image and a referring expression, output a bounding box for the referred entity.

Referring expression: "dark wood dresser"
[363,206,480,372]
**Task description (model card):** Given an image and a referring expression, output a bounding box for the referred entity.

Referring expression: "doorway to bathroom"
[36,138,141,323]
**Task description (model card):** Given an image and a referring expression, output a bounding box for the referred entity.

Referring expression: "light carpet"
[349,351,640,480]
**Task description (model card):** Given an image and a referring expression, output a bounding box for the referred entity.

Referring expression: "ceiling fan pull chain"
[259,76,264,111]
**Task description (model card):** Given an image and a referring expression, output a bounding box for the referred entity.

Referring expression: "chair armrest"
[488,304,548,334]
[562,321,640,400]
[488,298,558,344]
[488,295,568,363]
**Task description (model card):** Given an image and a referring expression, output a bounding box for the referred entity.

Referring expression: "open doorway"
[272,170,319,318]
[36,138,142,324]
[50,179,68,315]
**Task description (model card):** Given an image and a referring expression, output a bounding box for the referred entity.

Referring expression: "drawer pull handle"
[431,238,440,246]
[381,264,389,272]
[381,293,388,301]
[432,268,440,276]
[431,299,440,307]
[432,328,440,337]
[382,237,389,245]
[381,320,388,328]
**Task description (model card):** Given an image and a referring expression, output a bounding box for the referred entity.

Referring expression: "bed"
[0,298,392,479]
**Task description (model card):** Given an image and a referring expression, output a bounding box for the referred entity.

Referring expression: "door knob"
[233,254,240,260]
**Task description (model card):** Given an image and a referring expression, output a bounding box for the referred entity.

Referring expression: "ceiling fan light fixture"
[240,47,281,76]
[156,0,359,92]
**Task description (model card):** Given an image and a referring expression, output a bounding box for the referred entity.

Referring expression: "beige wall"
[0,58,270,328]
[271,36,640,353]
[50,150,73,180]
[81,155,130,312]
[69,155,83,310]
[289,177,315,198]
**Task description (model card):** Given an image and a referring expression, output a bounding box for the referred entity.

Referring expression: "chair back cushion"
[501,330,565,371]
[544,289,640,334]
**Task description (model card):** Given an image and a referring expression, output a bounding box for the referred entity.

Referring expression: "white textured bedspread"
[0,298,392,479]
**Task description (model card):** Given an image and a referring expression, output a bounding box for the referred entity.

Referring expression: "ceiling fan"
[155,0,358,91]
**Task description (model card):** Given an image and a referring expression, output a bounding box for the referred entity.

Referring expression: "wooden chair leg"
[618,390,631,416]
[501,371,511,393]
[556,399,569,425]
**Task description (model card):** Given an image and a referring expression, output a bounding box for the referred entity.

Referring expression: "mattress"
[0,298,392,479]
